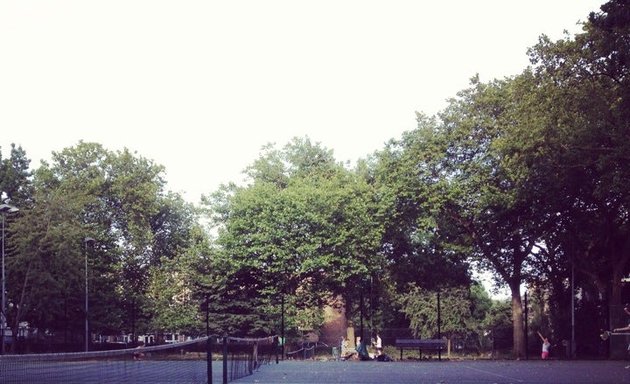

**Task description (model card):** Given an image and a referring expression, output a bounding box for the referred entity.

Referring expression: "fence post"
[222,336,228,384]
[207,336,213,384]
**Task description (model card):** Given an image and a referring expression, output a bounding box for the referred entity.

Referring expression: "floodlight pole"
[571,262,575,358]
[281,289,285,360]
[0,203,19,355]
[359,288,364,341]
[84,237,95,352]
[524,290,528,360]
[437,291,441,361]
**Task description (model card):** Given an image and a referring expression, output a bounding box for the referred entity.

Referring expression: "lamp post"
[84,237,95,352]
[437,290,441,361]
[1,202,19,355]
[571,261,575,358]
[524,290,529,360]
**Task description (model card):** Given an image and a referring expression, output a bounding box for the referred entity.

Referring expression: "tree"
[8,180,103,345]
[398,284,488,356]
[522,0,630,307]
[374,117,471,288]
[371,117,472,330]
[433,76,549,358]
[204,138,386,336]
[0,143,33,205]
[482,299,513,355]
[376,78,535,358]
[146,230,208,337]
[8,141,195,346]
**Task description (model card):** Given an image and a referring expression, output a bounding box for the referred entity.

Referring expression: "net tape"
[0,336,210,362]
[600,331,630,341]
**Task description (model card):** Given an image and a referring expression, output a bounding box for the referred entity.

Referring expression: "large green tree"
[204,138,385,336]
[373,116,472,292]
[521,0,630,307]
[8,142,195,347]
[437,77,544,358]
[373,82,535,357]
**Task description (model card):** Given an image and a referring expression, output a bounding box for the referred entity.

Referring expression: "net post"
[251,341,257,374]
[222,336,228,384]
[207,336,213,384]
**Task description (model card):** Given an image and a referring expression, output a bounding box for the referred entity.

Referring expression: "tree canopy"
[0,1,627,358]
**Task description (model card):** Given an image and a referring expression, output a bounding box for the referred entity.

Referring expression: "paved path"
[236,360,630,384]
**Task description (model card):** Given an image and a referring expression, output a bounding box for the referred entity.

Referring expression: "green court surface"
[233,360,630,384]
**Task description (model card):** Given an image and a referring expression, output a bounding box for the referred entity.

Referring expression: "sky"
[1,0,605,204]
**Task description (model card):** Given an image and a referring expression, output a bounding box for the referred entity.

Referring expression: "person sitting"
[372,332,383,356]
[375,353,394,362]
[340,336,356,360]
[133,342,145,361]
[356,338,371,361]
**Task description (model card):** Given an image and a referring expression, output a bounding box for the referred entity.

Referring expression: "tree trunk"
[510,284,526,359]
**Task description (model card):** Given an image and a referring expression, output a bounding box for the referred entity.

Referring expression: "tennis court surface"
[234,360,630,384]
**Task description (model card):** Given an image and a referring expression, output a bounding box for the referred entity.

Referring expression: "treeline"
[0,1,627,357]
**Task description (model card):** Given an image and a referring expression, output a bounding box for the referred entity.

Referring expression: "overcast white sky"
[1,0,604,203]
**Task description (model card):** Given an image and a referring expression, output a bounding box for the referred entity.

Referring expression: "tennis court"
[233,360,630,384]
[3,359,212,383]
[2,357,629,383]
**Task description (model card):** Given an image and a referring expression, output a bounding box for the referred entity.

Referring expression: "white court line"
[462,364,525,383]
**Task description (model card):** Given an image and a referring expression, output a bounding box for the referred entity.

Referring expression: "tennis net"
[220,336,278,383]
[0,335,278,384]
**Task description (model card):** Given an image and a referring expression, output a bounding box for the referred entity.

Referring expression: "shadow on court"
[235,360,630,384]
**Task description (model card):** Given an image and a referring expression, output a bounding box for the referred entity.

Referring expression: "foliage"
[373,116,472,292]
[520,0,630,305]
[0,3,627,359]
[6,142,197,345]
[482,300,512,330]
[0,143,33,206]
[145,229,209,336]
[397,283,494,352]
[204,138,386,335]
[294,306,325,332]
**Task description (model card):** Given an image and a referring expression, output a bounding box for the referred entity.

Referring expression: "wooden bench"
[395,338,446,361]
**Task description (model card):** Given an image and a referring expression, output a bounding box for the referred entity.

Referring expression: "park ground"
[234,359,630,384]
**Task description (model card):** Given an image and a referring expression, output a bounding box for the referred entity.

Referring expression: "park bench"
[395,338,446,361]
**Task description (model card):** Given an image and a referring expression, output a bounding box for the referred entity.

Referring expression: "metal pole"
[369,275,373,337]
[571,262,575,358]
[207,336,213,384]
[85,240,89,352]
[206,292,210,336]
[360,289,364,341]
[281,290,285,360]
[84,237,95,352]
[437,291,441,361]
[222,336,228,384]
[524,291,528,360]
[1,215,5,355]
